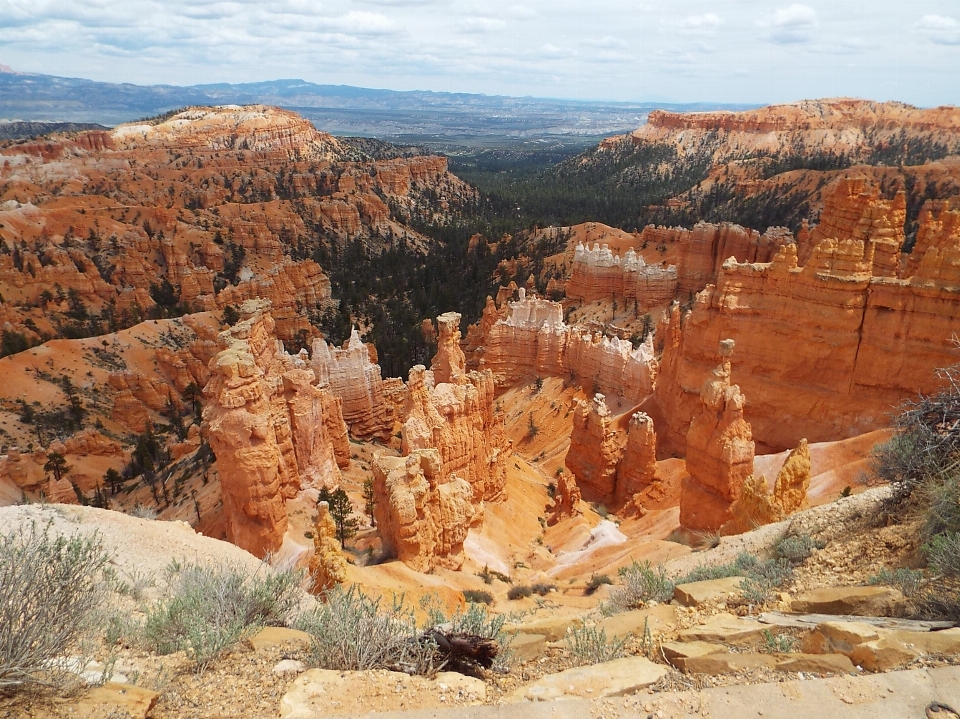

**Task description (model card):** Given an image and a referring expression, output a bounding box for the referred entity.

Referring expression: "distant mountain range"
[0,66,757,139]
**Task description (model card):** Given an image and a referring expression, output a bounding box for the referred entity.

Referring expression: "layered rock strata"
[679,340,755,531]
[655,228,960,453]
[202,299,349,557]
[311,328,394,440]
[564,396,661,507]
[471,289,657,403]
[372,450,475,571]
[565,243,678,307]
[402,352,507,504]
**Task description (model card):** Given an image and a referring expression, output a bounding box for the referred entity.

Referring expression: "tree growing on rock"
[43,452,71,483]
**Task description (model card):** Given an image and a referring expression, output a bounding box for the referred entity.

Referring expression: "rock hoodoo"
[471,289,657,403]
[722,439,811,535]
[202,299,350,557]
[547,469,582,525]
[679,340,755,532]
[311,328,394,440]
[565,242,678,307]
[371,450,475,571]
[309,501,348,593]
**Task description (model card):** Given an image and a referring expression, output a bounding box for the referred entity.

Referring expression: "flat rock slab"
[892,627,960,655]
[509,633,547,662]
[674,577,746,607]
[362,666,960,719]
[503,656,668,702]
[661,640,728,661]
[791,586,905,617]
[70,683,159,719]
[678,612,767,646]
[281,668,486,718]
[775,653,856,674]
[598,604,679,639]
[680,652,778,674]
[508,613,583,641]
[247,626,313,651]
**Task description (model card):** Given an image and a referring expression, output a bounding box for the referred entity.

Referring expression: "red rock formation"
[310,328,394,440]
[798,177,905,275]
[565,243,678,307]
[615,412,658,505]
[309,501,348,593]
[905,198,960,277]
[722,439,811,535]
[654,229,960,454]
[48,429,122,457]
[402,364,507,505]
[547,469,582,525]
[472,289,658,403]
[430,312,467,385]
[680,340,755,532]
[202,299,349,557]
[565,394,627,502]
[372,450,475,571]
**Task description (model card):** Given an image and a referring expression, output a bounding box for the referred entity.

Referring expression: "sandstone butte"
[202,299,350,558]
[308,501,348,593]
[653,175,960,455]
[467,287,657,404]
[0,105,473,347]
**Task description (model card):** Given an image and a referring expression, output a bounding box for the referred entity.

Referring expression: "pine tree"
[317,486,359,548]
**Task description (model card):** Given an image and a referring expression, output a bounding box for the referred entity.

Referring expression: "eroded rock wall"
[565,242,678,307]
[473,289,657,403]
[202,299,349,557]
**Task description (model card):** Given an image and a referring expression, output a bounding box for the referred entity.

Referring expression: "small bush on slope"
[140,560,302,675]
[0,521,108,694]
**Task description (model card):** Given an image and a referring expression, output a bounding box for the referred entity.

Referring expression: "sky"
[1,0,959,105]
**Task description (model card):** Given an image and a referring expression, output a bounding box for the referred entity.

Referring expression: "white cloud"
[760,4,818,44]
[916,14,960,45]
[676,13,723,36]
[324,11,398,35]
[458,17,506,33]
[507,5,538,20]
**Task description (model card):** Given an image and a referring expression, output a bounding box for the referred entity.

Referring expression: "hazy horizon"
[1,1,959,107]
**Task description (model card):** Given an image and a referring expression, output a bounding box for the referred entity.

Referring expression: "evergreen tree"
[317,486,360,548]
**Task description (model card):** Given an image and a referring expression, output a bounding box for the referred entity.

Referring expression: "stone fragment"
[801,621,881,655]
[673,576,746,607]
[71,683,160,719]
[507,613,585,642]
[503,656,668,702]
[598,604,679,640]
[775,653,855,674]
[678,613,767,646]
[849,637,920,671]
[273,659,306,676]
[661,641,727,669]
[246,626,313,651]
[434,671,487,700]
[890,627,960,655]
[510,633,548,662]
[790,586,906,617]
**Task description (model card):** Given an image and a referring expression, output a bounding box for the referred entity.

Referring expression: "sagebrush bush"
[507,585,533,600]
[530,582,556,596]
[602,561,674,614]
[141,561,302,674]
[774,533,825,565]
[0,521,108,694]
[762,629,797,654]
[565,625,626,665]
[869,568,925,597]
[584,574,612,595]
[463,589,494,605]
[926,533,960,579]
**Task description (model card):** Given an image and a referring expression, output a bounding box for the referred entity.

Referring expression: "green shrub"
[762,629,797,654]
[926,533,960,579]
[774,533,825,565]
[869,568,925,597]
[566,625,626,665]
[463,589,494,605]
[584,574,612,596]
[141,561,302,674]
[0,521,108,694]
[477,565,512,585]
[603,561,674,614]
[507,585,533,600]
[530,582,556,596]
